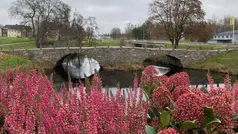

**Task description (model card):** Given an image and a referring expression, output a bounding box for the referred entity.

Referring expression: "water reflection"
[55,54,100,80]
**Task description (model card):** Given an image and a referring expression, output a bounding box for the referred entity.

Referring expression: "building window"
[218,36,220,38]
[222,35,224,38]
[214,36,217,38]
[226,35,229,38]
[230,35,233,38]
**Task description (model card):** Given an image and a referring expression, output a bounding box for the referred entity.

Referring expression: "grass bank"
[192,51,238,75]
[0,37,33,44]
[0,53,41,72]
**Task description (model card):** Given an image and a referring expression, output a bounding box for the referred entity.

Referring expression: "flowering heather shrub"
[0,70,148,134]
[157,128,179,134]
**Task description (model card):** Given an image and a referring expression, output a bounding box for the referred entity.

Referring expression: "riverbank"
[192,51,238,75]
[0,53,42,72]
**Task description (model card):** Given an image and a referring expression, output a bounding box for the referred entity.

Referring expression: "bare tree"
[149,0,205,48]
[125,23,134,39]
[70,11,85,48]
[86,26,93,40]
[9,0,71,48]
[110,27,121,40]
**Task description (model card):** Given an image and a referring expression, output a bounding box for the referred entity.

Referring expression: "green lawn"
[1,42,36,51]
[83,40,121,47]
[192,51,238,74]
[165,44,227,50]
[0,37,34,44]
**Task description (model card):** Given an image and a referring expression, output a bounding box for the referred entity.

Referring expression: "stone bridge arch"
[143,54,183,68]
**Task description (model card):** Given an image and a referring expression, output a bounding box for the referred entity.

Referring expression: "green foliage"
[202,107,221,132]
[168,96,175,110]
[231,114,238,120]
[85,75,91,93]
[160,111,171,129]
[132,21,150,40]
[181,120,197,131]
[143,83,158,98]
[148,108,160,119]
[146,125,157,134]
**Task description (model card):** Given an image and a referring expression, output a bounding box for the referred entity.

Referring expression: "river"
[49,68,238,90]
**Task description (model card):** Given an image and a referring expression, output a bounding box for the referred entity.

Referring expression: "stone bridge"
[3,46,228,68]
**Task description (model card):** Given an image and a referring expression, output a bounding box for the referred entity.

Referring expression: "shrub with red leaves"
[151,86,171,111]
[164,72,190,91]
[141,66,158,86]
[152,75,169,86]
[173,93,205,126]
[172,86,190,101]
[209,96,235,133]
[157,128,179,134]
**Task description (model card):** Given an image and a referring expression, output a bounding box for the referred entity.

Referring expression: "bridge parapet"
[2,46,230,68]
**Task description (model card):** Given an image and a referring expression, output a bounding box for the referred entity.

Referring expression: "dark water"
[49,69,238,89]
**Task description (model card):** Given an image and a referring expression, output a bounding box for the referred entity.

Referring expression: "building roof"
[216,30,238,35]
[4,25,31,30]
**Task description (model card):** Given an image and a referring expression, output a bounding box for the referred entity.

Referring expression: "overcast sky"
[0,0,238,34]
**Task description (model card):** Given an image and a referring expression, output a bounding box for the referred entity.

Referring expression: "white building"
[7,29,21,37]
[209,30,238,44]
[4,25,32,37]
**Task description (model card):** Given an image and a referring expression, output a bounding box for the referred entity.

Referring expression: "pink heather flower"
[173,93,205,125]
[91,74,102,89]
[233,83,238,100]
[224,74,232,91]
[0,69,148,134]
[234,100,238,113]
[141,66,158,85]
[209,87,226,97]
[207,74,215,91]
[209,87,234,104]
[172,86,190,101]
[151,86,171,111]
[157,128,179,134]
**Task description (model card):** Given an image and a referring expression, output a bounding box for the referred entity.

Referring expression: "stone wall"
[3,47,226,68]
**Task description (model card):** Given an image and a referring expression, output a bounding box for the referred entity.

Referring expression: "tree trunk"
[175,40,179,49]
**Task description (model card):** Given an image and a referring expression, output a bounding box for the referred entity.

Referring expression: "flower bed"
[1,66,238,134]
